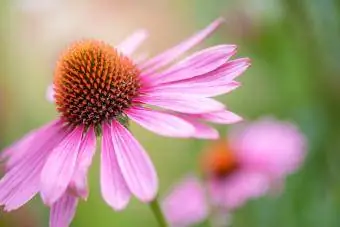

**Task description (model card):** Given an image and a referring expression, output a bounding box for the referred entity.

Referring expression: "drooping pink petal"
[230,118,306,178]
[208,170,270,209]
[162,176,208,227]
[111,120,158,202]
[68,127,96,200]
[145,45,236,84]
[40,126,84,206]
[126,107,195,138]
[136,94,225,114]
[101,123,131,210]
[194,110,243,124]
[46,84,55,103]
[190,122,219,140]
[0,129,37,165]
[50,193,78,227]
[1,120,61,169]
[0,120,66,211]
[117,29,148,56]
[175,115,219,139]
[140,18,224,74]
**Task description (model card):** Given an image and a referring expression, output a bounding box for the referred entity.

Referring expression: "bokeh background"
[1,0,340,226]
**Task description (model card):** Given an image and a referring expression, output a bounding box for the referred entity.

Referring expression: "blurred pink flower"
[162,118,306,226]
[205,118,306,209]
[162,176,208,227]
[0,18,249,227]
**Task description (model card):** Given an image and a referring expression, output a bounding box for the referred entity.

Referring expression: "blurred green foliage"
[1,0,340,226]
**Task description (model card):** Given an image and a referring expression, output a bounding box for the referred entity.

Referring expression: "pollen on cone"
[54,40,141,127]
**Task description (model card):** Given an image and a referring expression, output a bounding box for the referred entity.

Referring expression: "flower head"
[205,118,306,209]
[162,118,306,227]
[54,40,141,127]
[0,18,249,227]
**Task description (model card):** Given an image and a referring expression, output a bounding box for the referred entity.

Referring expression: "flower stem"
[149,198,168,227]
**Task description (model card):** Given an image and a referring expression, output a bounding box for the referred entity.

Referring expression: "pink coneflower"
[205,118,306,209]
[162,118,306,226]
[0,18,249,226]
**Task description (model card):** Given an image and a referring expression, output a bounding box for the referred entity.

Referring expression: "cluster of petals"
[162,118,306,227]
[0,18,250,227]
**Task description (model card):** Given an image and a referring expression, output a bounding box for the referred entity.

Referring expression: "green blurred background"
[1,0,340,226]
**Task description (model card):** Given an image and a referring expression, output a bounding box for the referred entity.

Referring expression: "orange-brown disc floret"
[201,140,239,178]
[54,40,141,127]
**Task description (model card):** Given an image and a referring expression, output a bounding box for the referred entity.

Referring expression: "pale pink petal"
[146,45,236,84]
[134,52,149,64]
[140,18,224,74]
[176,58,250,85]
[126,107,195,137]
[190,122,219,140]
[111,120,158,202]
[0,120,66,211]
[162,176,208,227]
[46,84,55,103]
[194,110,243,124]
[68,127,96,200]
[144,81,240,98]
[175,115,219,139]
[117,30,148,56]
[50,193,78,227]
[136,95,225,114]
[230,118,306,178]
[1,120,61,169]
[40,126,84,206]
[209,170,270,209]
[142,58,250,97]
[101,123,131,210]
[0,128,37,165]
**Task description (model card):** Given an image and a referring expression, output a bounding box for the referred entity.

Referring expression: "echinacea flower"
[162,118,306,226]
[205,118,306,209]
[0,18,249,227]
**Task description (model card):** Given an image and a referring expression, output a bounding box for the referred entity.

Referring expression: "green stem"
[149,198,168,227]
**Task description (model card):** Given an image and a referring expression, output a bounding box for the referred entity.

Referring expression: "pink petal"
[177,58,251,85]
[142,58,250,98]
[116,29,148,56]
[146,45,236,84]
[111,120,158,202]
[101,123,131,210]
[134,52,149,65]
[46,84,55,103]
[68,127,96,200]
[0,129,37,165]
[208,170,270,209]
[40,126,84,206]
[2,176,40,212]
[193,109,243,124]
[2,120,61,169]
[126,107,195,138]
[176,115,219,140]
[144,81,240,98]
[0,120,66,211]
[50,193,78,227]
[140,18,224,74]
[136,95,225,114]
[230,118,306,178]
[162,176,208,227]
